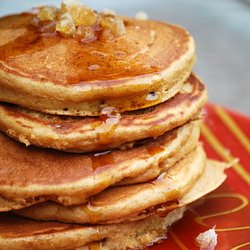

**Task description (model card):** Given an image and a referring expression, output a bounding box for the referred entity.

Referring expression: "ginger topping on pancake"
[31,0,126,42]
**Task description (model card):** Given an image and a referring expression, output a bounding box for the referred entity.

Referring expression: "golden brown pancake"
[116,121,199,186]
[15,157,229,226]
[0,13,195,116]
[0,196,44,214]
[0,159,228,250]
[0,74,206,152]
[0,121,199,211]
[0,208,185,250]
[15,146,206,224]
[119,159,229,223]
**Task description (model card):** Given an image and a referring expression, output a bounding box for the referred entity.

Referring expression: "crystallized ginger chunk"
[56,13,76,36]
[76,25,96,42]
[61,2,97,26]
[32,0,126,41]
[101,15,126,36]
[37,6,57,21]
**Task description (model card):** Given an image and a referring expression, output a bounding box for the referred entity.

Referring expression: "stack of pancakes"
[0,4,228,250]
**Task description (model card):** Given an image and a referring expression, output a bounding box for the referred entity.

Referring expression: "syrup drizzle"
[95,107,121,144]
[0,13,163,85]
[91,150,114,171]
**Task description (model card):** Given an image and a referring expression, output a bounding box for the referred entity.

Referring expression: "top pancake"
[0,12,195,115]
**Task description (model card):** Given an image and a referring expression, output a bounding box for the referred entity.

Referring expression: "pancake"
[0,11,195,116]
[0,196,44,213]
[116,120,199,185]
[118,159,229,223]
[0,121,199,211]
[0,159,228,250]
[0,74,206,152]
[15,145,206,224]
[0,208,185,250]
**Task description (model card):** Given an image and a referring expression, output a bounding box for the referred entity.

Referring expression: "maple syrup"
[91,150,114,171]
[146,145,165,156]
[96,106,121,145]
[0,13,161,85]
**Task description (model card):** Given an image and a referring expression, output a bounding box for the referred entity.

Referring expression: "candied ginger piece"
[61,1,97,26]
[195,228,217,250]
[56,13,76,36]
[38,6,57,21]
[31,1,126,41]
[76,26,96,43]
[101,15,126,36]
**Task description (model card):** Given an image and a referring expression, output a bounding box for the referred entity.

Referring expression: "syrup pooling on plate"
[31,0,126,42]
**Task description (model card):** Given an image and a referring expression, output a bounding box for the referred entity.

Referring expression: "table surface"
[0,0,249,115]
